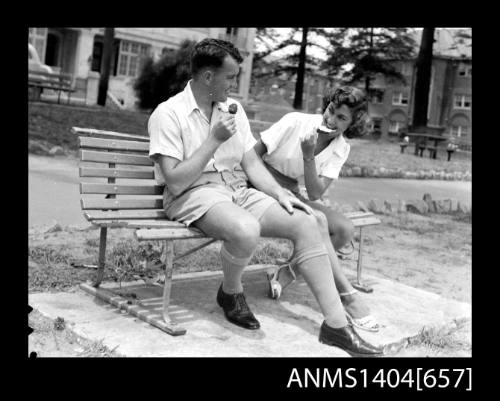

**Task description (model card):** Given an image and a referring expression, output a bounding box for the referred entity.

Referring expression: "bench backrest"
[74,127,168,224]
[29,69,74,88]
[74,126,380,229]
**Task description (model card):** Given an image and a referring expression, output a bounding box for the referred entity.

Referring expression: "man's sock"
[291,244,348,328]
[220,243,253,294]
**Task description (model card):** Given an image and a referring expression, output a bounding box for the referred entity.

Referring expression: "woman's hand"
[300,129,318,159]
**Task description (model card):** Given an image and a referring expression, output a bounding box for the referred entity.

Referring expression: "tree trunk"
[97,28,115,106]
[411,28,435,132]
[293,27,308,110]
[365,28,374,99]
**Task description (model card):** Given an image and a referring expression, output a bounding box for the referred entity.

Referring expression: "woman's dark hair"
[190,38,243,75]
[321,85,370,138]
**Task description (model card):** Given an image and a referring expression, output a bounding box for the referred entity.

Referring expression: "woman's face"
[321,102,353,138]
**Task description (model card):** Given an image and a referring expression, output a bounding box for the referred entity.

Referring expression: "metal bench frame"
[74,126,381,335]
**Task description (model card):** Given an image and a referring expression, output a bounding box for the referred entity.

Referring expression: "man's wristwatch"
[303,156,315,162]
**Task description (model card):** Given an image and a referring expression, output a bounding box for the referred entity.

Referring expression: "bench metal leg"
[351,227,373,293]
[160,240,187,335]
[93,227,107,287]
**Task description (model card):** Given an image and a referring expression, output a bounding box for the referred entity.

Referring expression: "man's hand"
[211,115,237,143]
[277,190,314,215]
[300,128,318,159]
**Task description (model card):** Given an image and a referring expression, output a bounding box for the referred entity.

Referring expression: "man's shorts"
[164,183,279,227]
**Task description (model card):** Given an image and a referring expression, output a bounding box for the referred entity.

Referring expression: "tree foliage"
[134,40,196,110]
[323,28,417,96]
[253,28,325,80]
[253,28,328,109]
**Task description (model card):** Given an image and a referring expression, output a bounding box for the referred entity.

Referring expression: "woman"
[254,85,380,332]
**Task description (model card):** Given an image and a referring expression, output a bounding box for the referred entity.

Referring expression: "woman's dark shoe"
[318,321,384,357]
[216,284,260,330]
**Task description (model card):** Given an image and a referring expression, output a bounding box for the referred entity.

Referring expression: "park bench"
[28,69,75,104]
[399,142,408,154]
[73,126,381,335]
[426,146,437,159]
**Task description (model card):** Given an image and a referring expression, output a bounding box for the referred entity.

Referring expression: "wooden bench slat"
[84,209,166,220]
[81,198,163,210]
[80,183,163,195]
[79,137,150,153]
[29,69,73,79]
[351,217,381,227]
[344,211,375,219]
[72,127,150,142]
[79,167,154,179]
[135,228,206,241]
[89,219,190,229]
[80,149,154,166]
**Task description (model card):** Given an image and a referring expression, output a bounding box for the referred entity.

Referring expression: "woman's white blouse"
[260,112,350,184]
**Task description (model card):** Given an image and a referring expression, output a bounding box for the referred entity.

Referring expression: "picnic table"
[407,133,449,159]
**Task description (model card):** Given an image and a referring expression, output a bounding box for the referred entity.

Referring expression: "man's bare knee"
[289,212,322,242]
[227,217,261,250]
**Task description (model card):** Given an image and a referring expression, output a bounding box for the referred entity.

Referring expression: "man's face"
[321,102,353,139]
[209,55,240,102]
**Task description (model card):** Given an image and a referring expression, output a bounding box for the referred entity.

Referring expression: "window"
[372,118,382,131]
[370,90,384,104]
[450,125,468,138]
[388,120,404,135]
[91,36,120,76]
[401,62,412,75]
[117,40,150,77]
[29,28,47,63]
[454,94,471,109]
[392,91,408,106]
[458,65,472,77]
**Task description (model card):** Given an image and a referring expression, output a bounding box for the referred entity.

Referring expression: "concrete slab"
[29,269,470,357]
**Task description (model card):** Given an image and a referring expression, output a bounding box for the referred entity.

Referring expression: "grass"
[28,309,121,357]
[28,101,471,175]
[405,318,471,355]
[28,234,293,292]
[346,137,471,173]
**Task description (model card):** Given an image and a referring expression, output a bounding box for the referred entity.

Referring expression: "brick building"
[363,55,471,149]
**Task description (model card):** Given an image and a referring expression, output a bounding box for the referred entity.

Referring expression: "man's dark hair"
[190,38,243,75]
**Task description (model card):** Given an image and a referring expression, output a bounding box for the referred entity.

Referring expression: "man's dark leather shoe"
[319,321,384,357]
[216,284,260,330]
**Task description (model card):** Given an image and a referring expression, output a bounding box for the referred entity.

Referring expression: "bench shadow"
[84,269,383,346]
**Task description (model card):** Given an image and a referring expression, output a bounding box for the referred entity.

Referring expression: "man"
[148,38,382,357]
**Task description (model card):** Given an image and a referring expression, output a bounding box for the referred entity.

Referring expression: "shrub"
[134,39,196,110]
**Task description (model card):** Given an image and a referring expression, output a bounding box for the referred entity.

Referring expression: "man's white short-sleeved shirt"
[148,81,256,184]
[260,112,350,183]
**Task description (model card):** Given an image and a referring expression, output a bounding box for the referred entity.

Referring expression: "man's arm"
[156,114,236,196]
[156,137,220,196]
[241,148,313,214]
